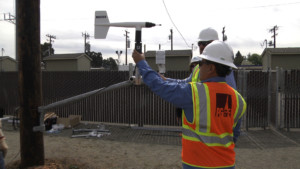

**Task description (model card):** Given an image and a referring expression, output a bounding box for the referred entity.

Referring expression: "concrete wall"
[45,60,77,71]
[45,56,91,71]
[272,54,300,70]
[146,56,190,71]
[262,48,300,70]
[262,51,270,70]
[77,56,91,71]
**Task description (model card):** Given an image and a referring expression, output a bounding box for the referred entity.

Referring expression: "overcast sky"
[1,0,300,64]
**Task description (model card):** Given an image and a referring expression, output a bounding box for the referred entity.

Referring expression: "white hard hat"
[199,40,237,69]
[198,27,219,41]
[190,56,202,64]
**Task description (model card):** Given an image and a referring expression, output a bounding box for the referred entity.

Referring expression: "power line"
[236,1,300,10]
[162,0,190,48]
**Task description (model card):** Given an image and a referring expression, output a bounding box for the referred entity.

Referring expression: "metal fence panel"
[284,70,300,129]
[245,71,269,129]
[0,72,18,115]
[0,69,299,129]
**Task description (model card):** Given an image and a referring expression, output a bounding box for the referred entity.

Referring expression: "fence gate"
[277,69,300,130]
[236,70,270,130]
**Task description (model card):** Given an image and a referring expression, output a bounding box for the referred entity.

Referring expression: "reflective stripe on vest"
[181,65,201,130]
[191,64,200,82]
[182,82,246,168]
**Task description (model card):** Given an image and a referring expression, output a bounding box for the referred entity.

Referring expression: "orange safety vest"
[182,82,246,168]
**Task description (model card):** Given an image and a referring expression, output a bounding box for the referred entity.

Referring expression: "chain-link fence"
[281,69,300,130]
[0,69,299,129]
[236,70,270,130]
[0,72,18,115]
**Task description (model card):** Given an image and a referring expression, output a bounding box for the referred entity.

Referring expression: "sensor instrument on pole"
[94,11,161,84]
[94,11,161,53]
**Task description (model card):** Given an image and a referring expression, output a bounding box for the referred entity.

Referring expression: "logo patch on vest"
[215,93,232,118]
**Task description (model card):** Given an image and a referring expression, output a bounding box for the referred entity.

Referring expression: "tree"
[248,53,262,65]
[41,42,54,59]
[102,57,118,70]
[234,51,244,66]
[85,51,103,68]
[85,51,117,70]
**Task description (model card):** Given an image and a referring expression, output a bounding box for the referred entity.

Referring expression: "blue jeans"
[0,151,5,169]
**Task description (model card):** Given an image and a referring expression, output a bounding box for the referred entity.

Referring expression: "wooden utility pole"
[222,27,227,41]
[82,32,90,53]
[124,30,129,65]
[16,0,44,168]
[170,28,173,50]
[269,25,278,48]
[46,34,56,56]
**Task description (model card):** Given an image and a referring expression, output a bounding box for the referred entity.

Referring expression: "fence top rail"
[34,80,133,132]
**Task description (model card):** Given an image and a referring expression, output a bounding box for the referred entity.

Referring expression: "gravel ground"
[3,121,300,169]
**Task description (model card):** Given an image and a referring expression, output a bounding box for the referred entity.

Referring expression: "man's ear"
[209,64,216,72]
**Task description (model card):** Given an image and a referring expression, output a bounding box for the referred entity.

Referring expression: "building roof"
[241,60,254,65]
[261,47,300,57]
[145,50,192,57]
[0,56,17,62]
[43,53,92,61]
[237,65,262,70]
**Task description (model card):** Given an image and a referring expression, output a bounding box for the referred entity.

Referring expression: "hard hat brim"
[198,38,218,41]
[190,56,202,64]
[199,54,237,69]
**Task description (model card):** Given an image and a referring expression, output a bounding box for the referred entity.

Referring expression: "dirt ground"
[3,123,300,169]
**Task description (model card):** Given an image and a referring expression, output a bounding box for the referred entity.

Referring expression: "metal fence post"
[275,67,285,129]
[275,67,280,129]
[267,68,272,128]
[279,68,285,129]
[129,63,134,78]
[237,69,248,130]
[243,70,248,130]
